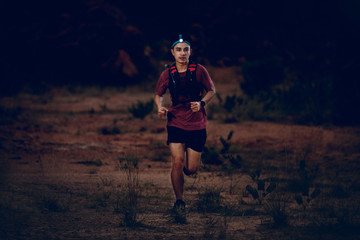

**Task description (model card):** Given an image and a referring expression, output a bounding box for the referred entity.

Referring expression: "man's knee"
[172,156,184,171]
[185,166,198,175]
[189,163,199,172]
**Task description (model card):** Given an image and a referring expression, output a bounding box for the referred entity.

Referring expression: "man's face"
[171,42,191,64]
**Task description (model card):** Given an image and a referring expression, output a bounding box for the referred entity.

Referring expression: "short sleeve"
[196,64,214,91]
[155,69,169,96]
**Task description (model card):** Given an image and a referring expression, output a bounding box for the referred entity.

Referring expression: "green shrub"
[101,126,121,135]
[128,99,154,119]
[241,57,285,97]
[202,146,222,165]
[202,131,242,170]
[246,169,277,204]
[286,159,321,211]
[223,95,243,113]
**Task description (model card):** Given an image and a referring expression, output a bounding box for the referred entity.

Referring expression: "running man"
[154,34,216,211]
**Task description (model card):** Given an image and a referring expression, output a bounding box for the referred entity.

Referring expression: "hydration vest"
[168,62,203,105]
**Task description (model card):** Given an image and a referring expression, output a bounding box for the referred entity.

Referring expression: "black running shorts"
[167,126,207,152]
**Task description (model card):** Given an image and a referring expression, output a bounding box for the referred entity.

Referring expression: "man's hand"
[158,106,168,118]
[190,101,201,112]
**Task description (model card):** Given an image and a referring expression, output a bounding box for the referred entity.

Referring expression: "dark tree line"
[1,0,359,125]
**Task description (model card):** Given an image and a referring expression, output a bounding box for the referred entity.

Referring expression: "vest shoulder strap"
[168,62,200,105]
[188,63,197,72]
[168,62,198,76]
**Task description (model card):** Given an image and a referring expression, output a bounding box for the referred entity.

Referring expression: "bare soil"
[1,67,360,239]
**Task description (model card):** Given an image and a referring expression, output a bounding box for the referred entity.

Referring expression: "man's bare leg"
[170,143,186,200]
[184,147,201,175]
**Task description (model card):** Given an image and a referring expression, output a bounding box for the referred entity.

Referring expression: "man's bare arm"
[201,85,216,105]
[190,86,216,112]
[154,94,168,118]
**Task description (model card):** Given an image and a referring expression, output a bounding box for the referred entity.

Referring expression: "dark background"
[1,0,360,125]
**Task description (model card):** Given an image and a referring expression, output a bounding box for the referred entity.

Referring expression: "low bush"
[202,131,242,170]
[128,99,154,119]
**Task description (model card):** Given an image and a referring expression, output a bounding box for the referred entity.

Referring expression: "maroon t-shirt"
[155,64,214,131]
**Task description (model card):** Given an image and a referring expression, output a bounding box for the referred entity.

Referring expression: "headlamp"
[171,34,191,49]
